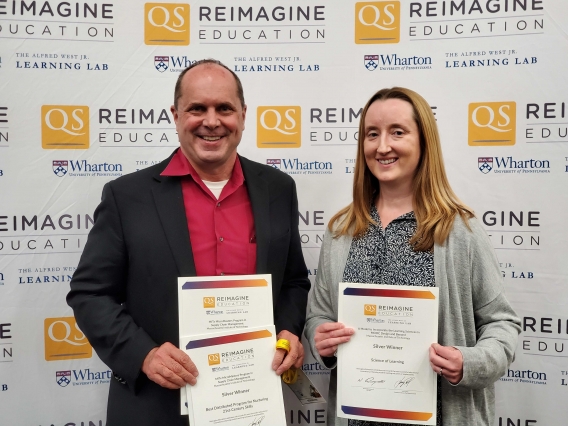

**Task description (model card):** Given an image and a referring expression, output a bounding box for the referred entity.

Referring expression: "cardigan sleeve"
[304,228,341,369]
[453,218,521,389]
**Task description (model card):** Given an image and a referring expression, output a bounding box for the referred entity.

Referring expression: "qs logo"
[203,297,215,308]
[44,317,92,361]
[355,1,400,44]
[257,106,301,148]
[41,105,89,149]
[364,304,377,316]
[145,3,190,45]
[468,102,516,146]
[208,353,220,366]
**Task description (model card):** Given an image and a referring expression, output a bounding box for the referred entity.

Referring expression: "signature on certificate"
[357,376,386,386]
[248,415,265,426]
[394,375,415,388]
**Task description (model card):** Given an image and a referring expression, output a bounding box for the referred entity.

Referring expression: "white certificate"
[177,274,273,337]
[177,274,274,415]
[337,283,439,425]
[182,326,286,426]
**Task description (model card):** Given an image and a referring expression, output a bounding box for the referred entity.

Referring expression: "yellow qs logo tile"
[44,317,92,361]
[41,105,89,149]
[203,297,215,308]
[257,106,301,148]
[145,3,190,45]
[208,353,220,365]
[364,304,377,316]
[355,1,400,44]
[468,102,516,146]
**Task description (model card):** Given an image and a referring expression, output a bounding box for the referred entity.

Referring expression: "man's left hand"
[272,330,304,376]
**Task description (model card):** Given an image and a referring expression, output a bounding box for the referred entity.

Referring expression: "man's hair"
[173,59,245,109]
[329,87,474,251]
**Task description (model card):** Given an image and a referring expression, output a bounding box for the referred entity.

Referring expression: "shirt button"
[219,237,224,242]
[217,202,221,207]
[220,272,224,276]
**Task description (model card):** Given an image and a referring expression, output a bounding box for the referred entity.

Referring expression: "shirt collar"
[160,148,245,192]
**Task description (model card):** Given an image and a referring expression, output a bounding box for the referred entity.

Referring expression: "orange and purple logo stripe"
[185,330,272,350]
[343,287,436,299]
[341,406,432,421]
[182,279,268,290]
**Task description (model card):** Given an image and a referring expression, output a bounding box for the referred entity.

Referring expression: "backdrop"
[1,1,567,425]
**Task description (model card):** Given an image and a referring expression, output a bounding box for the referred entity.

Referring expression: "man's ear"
[171,105,178,124]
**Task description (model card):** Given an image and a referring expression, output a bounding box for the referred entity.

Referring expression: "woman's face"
[363,98,421,191]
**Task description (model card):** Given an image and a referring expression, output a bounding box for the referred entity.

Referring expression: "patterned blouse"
[342,205,442,426]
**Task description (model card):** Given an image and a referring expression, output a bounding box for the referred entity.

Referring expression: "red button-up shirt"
[160,149,256,276]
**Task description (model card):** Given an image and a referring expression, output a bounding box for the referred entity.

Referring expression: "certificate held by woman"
[337,283,439,425]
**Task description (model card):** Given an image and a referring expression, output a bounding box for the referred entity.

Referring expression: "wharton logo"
[145,3,190,45]
[266,159,281,169]
[154,56,169,72]
[257,106,301,148]
[501,368,547,385]
[364,53,432,70]
[364,55,379,70]
[468,102,516,146]
[56,368,112,387]
[51,159,123,177]
[364,304,376,316]
[41,105,89,149]
[56,370,71,387]
[478,157,493,174]
[478,157,550,174]
[53,160,68,177]
[267,158,332,175]
[153,55,196,73]
[355,1,400,44]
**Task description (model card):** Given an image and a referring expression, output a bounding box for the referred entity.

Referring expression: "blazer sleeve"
[273,179,311,338]
[66,182,157,394]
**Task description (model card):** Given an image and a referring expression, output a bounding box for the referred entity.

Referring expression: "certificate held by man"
[177,274,273,337]
[177,274,275,417]
[183,326,286,426]
[337,283,439,425]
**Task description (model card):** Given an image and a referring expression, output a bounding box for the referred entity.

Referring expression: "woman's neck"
[376,184,414,229]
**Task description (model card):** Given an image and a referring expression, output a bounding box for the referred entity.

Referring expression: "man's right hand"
[314,322,354,358]
[142,342,199,389]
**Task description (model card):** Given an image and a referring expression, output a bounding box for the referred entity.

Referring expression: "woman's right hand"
[314,322,355,358]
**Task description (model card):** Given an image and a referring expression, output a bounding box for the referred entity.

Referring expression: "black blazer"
[67,152,310,426]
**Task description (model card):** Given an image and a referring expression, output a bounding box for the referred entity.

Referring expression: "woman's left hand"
[429,343,463,385]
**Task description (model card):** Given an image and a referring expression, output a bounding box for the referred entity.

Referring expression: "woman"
[304,87,521,426]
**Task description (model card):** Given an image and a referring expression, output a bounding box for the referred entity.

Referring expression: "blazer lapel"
[240,157,270,274]
[151,174,197,277]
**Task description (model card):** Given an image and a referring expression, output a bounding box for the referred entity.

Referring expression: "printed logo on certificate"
[337,283,439,425]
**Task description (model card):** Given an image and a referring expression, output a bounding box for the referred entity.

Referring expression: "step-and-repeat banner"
[1,1,567,425]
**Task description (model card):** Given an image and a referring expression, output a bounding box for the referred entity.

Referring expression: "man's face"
[171,64,246,178]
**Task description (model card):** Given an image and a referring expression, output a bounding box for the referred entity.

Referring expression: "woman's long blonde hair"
[329,87,473,251]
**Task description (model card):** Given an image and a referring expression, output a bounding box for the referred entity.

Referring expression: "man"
[67,59,310,426]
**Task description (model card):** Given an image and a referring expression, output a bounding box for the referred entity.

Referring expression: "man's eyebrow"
[217,102,236,108]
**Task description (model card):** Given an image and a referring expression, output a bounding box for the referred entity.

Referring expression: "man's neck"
[188,155,237,182]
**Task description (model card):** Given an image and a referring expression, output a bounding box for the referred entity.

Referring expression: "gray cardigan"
[304,216,521,426]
